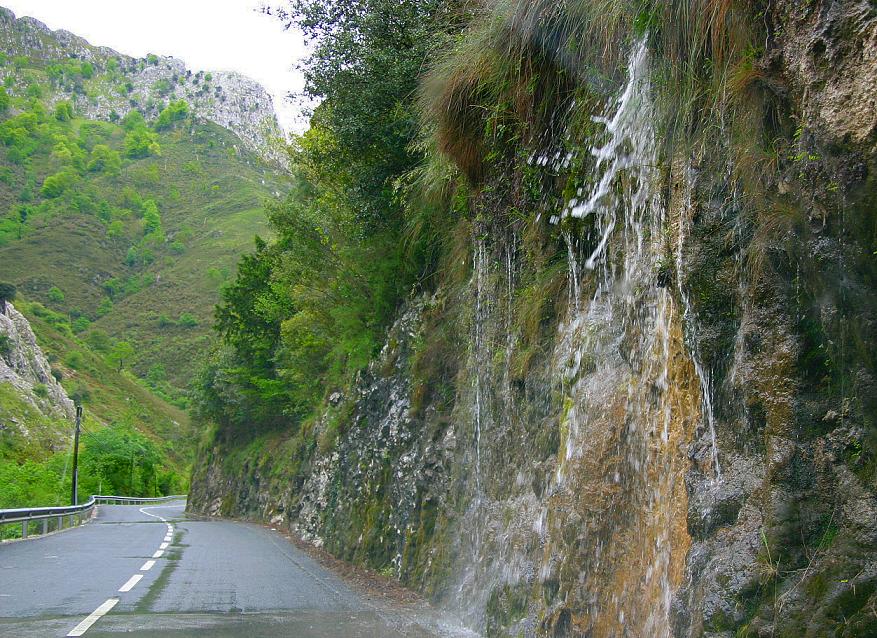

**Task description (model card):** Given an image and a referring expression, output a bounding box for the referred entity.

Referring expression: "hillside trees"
[195,0,463,435]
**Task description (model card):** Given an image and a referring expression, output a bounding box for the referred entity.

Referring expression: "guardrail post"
[68,514,74,528]
[21,521,28,538]
[42,519,48,535]
[57,515,63,530]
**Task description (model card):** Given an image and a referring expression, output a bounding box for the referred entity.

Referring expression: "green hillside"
[0,52,287,402]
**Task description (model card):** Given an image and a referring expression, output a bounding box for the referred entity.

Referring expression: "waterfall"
[450,38,701,636]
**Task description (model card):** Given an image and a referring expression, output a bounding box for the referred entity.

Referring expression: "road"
[0,501,472,637]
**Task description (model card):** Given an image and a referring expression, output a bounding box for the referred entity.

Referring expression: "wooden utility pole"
[71,405,82,505]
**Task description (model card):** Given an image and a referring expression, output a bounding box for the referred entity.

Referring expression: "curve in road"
[0,501,474,637]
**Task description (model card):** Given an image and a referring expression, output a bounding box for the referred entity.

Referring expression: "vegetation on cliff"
[190,1,875,636]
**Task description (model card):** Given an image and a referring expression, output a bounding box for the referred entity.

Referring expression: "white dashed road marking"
[118,574,143,592]
[64,501,185,635]
[66,597,119,636]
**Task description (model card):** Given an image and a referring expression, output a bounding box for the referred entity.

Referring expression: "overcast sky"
[3,0,310,132]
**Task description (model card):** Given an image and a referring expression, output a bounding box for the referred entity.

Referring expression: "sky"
[3,0,310,132]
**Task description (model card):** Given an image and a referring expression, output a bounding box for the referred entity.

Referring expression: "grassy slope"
[0,120,279,390]
[0,35,288,496]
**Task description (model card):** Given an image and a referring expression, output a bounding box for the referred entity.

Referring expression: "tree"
[109,341,135,372]
[0,87,8,113]
[121,109,146,131]
[41,170,78,198]
[154,100,189,131]
[48,286,64,303]
[54,100,74,121]
[16,204,29,239]
[87,144,121,174]
[0,282,15,313]
[124,128,161,158]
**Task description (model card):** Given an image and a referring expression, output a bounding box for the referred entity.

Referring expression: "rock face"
[190,2,877,637]
[0,301,75,421]
[0,7,287,167]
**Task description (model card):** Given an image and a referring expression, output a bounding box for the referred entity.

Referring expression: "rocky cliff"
[0,301,75,453]
[0,6,287,167]
[190,2,877,637]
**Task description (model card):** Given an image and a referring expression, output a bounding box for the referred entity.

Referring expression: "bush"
[41,170,78,198]
[177,312,199,328]
[47,286,64,303]
[33,383,48,398]
[71,316,91,333]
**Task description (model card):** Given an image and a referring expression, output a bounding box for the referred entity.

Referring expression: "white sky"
[3,0,310,132]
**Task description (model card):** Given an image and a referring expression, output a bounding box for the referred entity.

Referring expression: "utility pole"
[71,405,82,505]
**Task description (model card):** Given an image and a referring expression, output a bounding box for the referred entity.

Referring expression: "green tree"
[41,169,78,198]
[87,144,121,174]
[121,109,146,131]
[16,204,29,239]
[124,127,161,158]
[141,199,162,235]
[154,100,188,131]
[80,425,162,497]
[53,100,74,121]
[47,286,64,303]
[0,87,9,113]
[109,340,135,372]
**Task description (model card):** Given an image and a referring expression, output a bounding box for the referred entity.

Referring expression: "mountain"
[0,7,287,166]
[0,6,290,398]
[0,6,291,511]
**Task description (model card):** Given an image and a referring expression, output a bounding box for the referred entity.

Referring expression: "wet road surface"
[0,501,473,637]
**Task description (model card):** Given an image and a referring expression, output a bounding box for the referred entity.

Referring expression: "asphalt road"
[0,501,472,637]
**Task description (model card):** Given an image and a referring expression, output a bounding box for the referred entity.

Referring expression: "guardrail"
[0,494,186,540]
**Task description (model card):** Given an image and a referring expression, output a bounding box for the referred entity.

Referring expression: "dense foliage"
[196,0,464,436]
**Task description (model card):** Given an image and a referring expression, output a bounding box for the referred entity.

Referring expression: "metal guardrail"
[0,494,186,540]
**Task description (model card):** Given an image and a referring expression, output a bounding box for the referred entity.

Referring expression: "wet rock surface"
[190,1,877,636]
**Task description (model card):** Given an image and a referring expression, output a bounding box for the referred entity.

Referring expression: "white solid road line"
[140,560,156,571]
[118,574,143,592]
[152,549,164,558]
[66,597,119,636]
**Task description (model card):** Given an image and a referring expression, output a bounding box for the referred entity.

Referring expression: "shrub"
[47,286,64,303]
[41,170,78,198]
[177,312,199,328]
[72,316,91,333]
[33,383,48,398]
